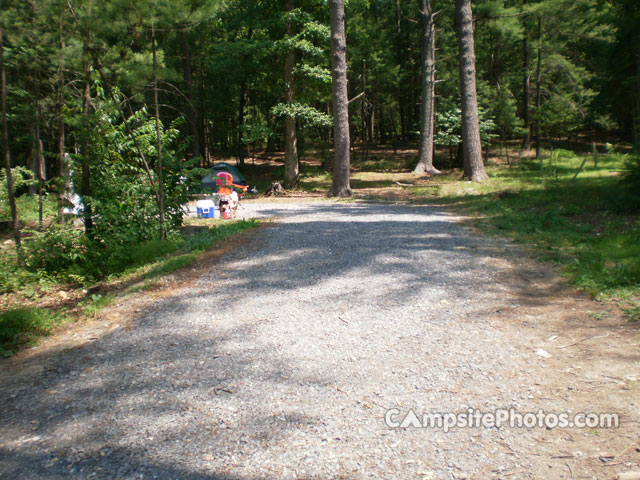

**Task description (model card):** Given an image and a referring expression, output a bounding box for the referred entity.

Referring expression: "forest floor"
[1,199,639,479]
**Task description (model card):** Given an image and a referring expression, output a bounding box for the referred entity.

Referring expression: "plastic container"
[196,199,218,219]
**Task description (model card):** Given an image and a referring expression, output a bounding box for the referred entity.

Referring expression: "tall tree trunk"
[522,18,531,151]
[283,0,299,189]
[151,21,166,239]
[361,59,366,162]
[635,48,640,146]
[395,0,407,143]
[32,5,44,228]
[35,122,44,228]
[58,9,67,217]
[413,0,439,175]
[535,17,542,160]
[181,31,201,164]
[456,0,487,181]
[0,24,21,260]
[237,81,246,167]
[81,38,93,235]
[329,0,352,197]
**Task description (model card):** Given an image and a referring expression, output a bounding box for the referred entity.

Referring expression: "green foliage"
[23,224,88,276]
[0,218,261,356]
[435,105,497,147]
[0,307,68,357]
[431,151,640,308]
[625,154,640,190]
[271,102,332,127]
[80,293,115,317]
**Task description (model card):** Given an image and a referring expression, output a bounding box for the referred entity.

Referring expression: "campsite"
[1,0,639,479]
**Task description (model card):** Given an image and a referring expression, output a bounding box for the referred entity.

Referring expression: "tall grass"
[0,219,261,355]
[424,151,639,304]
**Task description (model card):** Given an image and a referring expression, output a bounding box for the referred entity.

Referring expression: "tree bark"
[283,0,299,189]
[151,20,166,239]
[329,0,352,197]
[634,48,640,146]
[237,81,246,167]
[32,4,44,228]
[522,17,531,151]
[81,37,93,235]
[535,16,542,160]
[361,59,366,162]
[456,0,487,181]
[395,0,407,143]
[413,0,439,175]
[0,24,21,260]
[181,31,201,164]
[58,8,68,217]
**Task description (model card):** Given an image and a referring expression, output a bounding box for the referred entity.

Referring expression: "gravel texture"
[0,202,631,479]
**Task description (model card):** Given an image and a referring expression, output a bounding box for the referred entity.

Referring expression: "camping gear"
[201,163,249,193]
[196,199,218,219]
[216,172,248,219]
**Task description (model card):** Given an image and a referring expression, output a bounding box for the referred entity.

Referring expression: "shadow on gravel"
[0,317,323,478]
[0,447,253,480]
[0,202,611,479]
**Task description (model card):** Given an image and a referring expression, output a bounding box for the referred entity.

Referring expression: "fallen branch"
[557,334,609,349]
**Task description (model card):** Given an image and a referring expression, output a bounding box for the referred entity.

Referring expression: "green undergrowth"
[0,219,260,356]
[0,307,68,357]
[420,151,639,313]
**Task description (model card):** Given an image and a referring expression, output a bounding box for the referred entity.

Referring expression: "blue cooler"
[196,200,218,218]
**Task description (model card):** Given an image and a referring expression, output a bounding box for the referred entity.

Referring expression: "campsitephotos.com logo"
[384,408,620,433]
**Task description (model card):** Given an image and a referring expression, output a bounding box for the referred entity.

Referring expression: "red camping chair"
[216,172,248,219]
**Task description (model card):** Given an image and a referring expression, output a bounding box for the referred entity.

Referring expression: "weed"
[81,294,115,318]
[425,151,640,312]
[0,307,67,357]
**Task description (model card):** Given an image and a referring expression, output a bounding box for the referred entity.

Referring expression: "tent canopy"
[201,163,248,193]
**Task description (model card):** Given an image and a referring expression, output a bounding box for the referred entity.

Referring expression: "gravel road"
[0,202,634,479]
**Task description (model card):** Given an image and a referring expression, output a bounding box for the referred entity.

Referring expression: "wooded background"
[0,0,638,245]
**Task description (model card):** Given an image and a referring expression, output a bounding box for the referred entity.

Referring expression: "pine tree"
[456,0,488,181]
[329,0,352,197]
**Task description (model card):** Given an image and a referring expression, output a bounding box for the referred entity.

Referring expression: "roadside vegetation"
[0,218,259,357]
[426,150,639,319]
[295,146,640,319]
[1,0,638,356]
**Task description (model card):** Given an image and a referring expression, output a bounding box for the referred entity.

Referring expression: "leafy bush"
[625,154,640,192]
[0,307,65,357]
[23,225,89,276]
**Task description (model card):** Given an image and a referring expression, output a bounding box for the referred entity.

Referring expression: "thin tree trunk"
[181,31,201,164]
[329,0,352,197]
[283,0,299,189]
[535,17,542,160]
[81,38,93,235]
[35,127,44,228]
[414,0,440,175]
[32,5,44,228]
[237,81,245,167]
[369,92,375,144]
[635,48,640,146]
[0,24,21,260]
[361,59,366,162]
[395,0,407,144]
[151,21,166,239]
[456,0,488,181]
[522,17,531,151]
[58,8,67,218]
[33,73,44,226]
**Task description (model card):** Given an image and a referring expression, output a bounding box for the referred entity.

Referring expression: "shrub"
[23,225,89,276]
[0,307,63,357]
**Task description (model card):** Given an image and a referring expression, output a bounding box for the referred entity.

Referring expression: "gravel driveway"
[0,202,634,479]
